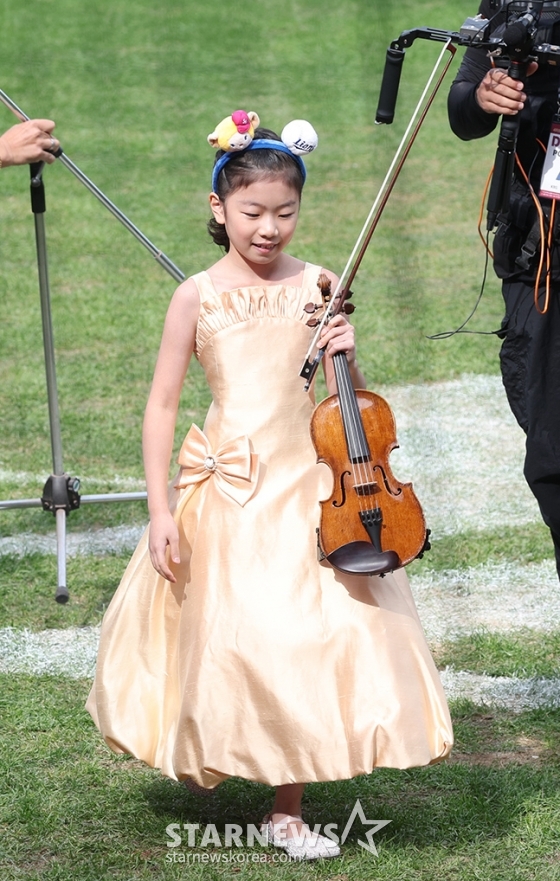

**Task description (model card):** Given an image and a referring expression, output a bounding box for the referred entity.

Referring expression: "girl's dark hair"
[207,127,305,251]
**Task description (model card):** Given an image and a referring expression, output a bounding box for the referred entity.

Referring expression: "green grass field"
[0,0,502,501]
[1,1,560,879]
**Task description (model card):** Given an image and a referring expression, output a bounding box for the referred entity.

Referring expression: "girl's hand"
[318,314,357,363]
[319,314,365,394]
[476,63,538,116]
[148,511,180,583]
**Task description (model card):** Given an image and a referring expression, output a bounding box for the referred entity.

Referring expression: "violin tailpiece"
[359,507,383,554]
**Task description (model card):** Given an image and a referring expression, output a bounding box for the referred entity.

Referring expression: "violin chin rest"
[327,542,400,577]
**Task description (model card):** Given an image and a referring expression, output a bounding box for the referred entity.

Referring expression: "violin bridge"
[353,481,379,497]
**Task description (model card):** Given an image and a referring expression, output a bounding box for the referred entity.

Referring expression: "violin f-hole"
[372,464,403,498]
[332,470,351,508]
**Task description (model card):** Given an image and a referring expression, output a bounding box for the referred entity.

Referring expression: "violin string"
[334,356,357,499]
[339,359,365,507]
[354,385,377,518]
[336,354,372,518]
[325,280,374,523]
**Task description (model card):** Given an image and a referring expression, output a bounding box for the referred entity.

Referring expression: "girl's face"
[210,177,300,268]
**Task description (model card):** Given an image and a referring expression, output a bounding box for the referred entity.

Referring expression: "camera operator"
[448,0,560,581]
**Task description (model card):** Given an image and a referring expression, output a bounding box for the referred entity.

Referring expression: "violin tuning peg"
[306,318,320,327]
[343,303,356,315]
[303,302,318,314]
[345,289,354,299]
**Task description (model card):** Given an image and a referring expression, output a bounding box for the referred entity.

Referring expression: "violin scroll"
[304,274,355,327]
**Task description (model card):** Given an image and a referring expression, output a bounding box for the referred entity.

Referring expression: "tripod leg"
[55,509,69,603]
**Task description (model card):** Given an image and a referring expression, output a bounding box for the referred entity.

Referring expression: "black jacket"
[448,0,560,275]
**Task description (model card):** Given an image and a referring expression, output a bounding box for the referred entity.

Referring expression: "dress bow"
[175,424,259,507]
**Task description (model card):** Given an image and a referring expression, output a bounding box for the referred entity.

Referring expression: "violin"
[309,275,429,577]
[299,46,456,575]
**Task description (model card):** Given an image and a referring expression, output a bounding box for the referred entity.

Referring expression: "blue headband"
[211,139,307,195]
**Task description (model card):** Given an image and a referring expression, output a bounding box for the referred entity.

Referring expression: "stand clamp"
[41,474,81,516]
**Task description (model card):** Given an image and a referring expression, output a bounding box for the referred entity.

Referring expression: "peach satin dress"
[86,262,453,788]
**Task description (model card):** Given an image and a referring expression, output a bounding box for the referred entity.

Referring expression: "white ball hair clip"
[280,119,319,155]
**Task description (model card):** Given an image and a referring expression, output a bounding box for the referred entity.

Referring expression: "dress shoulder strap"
[189,271,219,304]
[302,263,323,291]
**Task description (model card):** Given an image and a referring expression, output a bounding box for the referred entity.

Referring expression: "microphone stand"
[0,89,186,602]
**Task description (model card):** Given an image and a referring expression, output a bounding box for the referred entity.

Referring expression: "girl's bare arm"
[142,279,200,581]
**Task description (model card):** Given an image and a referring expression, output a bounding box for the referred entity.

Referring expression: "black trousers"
[499,275,560,579]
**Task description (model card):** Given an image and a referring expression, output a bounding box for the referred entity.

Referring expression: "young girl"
[87,114,453,861]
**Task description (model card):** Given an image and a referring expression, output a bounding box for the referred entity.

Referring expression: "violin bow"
[300,39,456,390]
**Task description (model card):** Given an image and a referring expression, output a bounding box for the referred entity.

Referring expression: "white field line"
[0,626,100,680]
[383,373,538,536]
[410,559,560,641]
[439,668,560,712]
[0,374,537,558]
[0,524,145,558]
[0,625,558,713]
[0,470,145,491]
[0,374,556,711]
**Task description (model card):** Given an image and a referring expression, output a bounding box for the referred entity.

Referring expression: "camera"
[376,1,560,126]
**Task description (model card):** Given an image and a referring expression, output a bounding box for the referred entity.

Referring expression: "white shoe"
[260,814,341,861]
